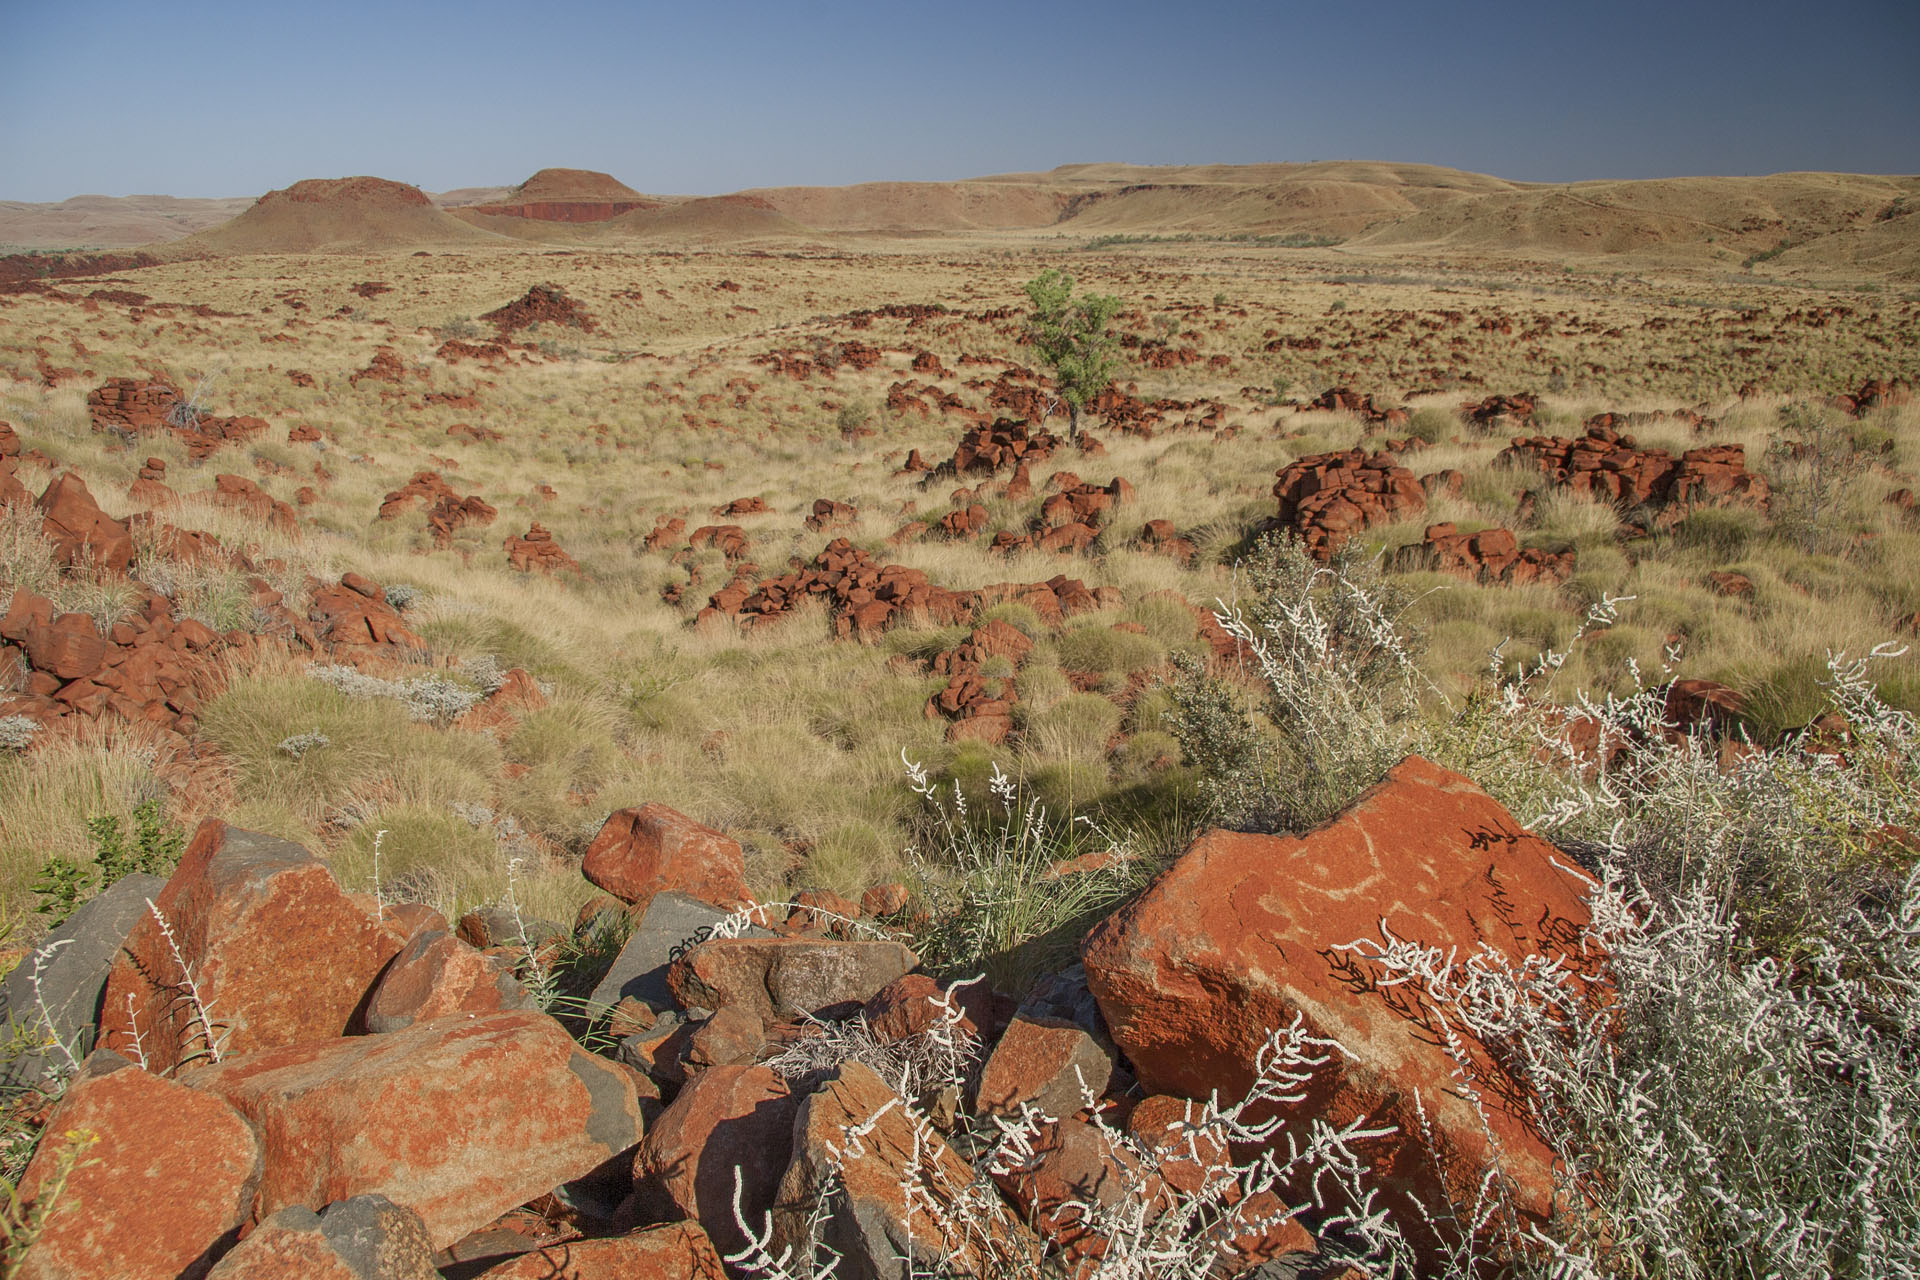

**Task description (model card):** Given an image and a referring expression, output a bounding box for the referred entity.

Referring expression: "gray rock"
[588,891,765,1013]
[0,872,165,1092]
[206,1194,437,1279]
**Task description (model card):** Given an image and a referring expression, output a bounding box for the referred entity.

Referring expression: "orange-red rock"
[189,1010,643,1250]
[1081,756,1597,1249]
[14,1051,262,1280]
[471,1224,727,1278]
[364,928,534,1033]
[202,1196,436,1279]
[582,803,750,910]
[632,1063,798,1257]
[101,821,409,1074]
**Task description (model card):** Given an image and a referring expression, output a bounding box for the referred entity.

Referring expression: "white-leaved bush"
[1165,534,1920,1276]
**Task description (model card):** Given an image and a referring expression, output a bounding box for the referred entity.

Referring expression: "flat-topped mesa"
[1271,448,1427,559]
[1498,422,1770,528]
[472,168,658,222]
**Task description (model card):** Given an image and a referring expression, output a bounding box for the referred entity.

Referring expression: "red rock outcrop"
[188,1010,643,1250]
[211,474,297,533]
[1271,449,1427,558]
[804,497,858,532]
[1460,392,1536,427]
[308,573,426,651]
[1300,386,1408,428]
[36,470,133,570]
[102,821,410,1074]
[13,1051,262,1280]
[504,523,579,574]
[1498,423,1770,527]
[378,471,496,547]
[481,284,597,337]
[947,417,1062,476]
[1389,522,1575,586]
[1833,376,1912,417]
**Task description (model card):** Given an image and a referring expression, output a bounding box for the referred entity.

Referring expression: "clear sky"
[2,0,1916,202]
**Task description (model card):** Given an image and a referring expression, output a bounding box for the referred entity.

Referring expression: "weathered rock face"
[1388,522,1575,586]
[975,1014,1114,1121]
[633,1063,798,1258]
[211,474,296,533]
[36,470,133,571]
[470,1223,727,1279]
[668,937,919,1024]
[1080,756,1598,1244]
[86,378,269,460]
[1271,449,1427,559]
[774,1061,1036,1279]
[203,1196,437,1280]
[188,1010,643,1250]
[1498,423,1770,527]
[589,891,765,1013]
[15,1051,262,1280]
[101,821,409,1074]
[582,803,751,911]
[307,571,426,652]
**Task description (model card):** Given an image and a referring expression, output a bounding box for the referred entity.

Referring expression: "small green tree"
[1023,269,1121,440]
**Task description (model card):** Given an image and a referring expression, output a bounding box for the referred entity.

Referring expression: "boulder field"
[5,756,1610,1274]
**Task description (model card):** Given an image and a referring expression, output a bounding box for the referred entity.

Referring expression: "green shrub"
[1055,625,1164,676]
[32,800,184,926]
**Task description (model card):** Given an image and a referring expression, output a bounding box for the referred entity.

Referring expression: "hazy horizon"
[3,0,1917,204]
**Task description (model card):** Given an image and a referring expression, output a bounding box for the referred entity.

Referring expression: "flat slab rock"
[187,1010,643,1250]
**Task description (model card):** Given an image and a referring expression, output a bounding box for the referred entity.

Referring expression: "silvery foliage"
[0,715,40,751]
[730,1008,1410,1279]
[305,662,485,723]
[275,728,330,759]
[1344,634,1920,1277]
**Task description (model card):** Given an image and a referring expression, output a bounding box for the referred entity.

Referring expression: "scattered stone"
[1271,450,1426,559]
[582,803,751,911]
[505,523,579,574]
[976,1014,1114,1121]
[470,1224,727,1279]
[1389,523,1575,586]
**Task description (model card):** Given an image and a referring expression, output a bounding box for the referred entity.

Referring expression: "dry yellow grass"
[1,226,1916,930]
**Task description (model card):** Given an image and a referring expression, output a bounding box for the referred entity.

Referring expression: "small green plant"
[1,1126,99,1273]
[32,800,185,926]
[1023,269,1122,441]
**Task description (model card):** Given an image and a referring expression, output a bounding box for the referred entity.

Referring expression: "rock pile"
[1833,376,1912,417]
[699,538,1111,641]
[7,754,1621,1275]
[1461,391,1536,427]
[946,417,1062,476]
[923,618,1036,744]
[481,284,597,337]
[1271,449,1428,558]
[85,377,269,460]
[1299,386,1409,428]
[504,523,579,575]
[803,498,857,532]
[1389,522,1576,586]
[1498,423,1770,527]
[378,470,498,547]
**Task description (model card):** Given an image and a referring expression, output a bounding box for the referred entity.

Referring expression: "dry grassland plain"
[2,169,1918,934]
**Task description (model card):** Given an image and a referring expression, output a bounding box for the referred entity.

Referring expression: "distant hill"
[170,177,509,254]
[0,194,252,250]
[6,162,1913,278]
[464,168,659,223]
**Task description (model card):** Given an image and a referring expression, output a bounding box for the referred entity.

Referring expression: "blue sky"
[2,0,1915,201]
